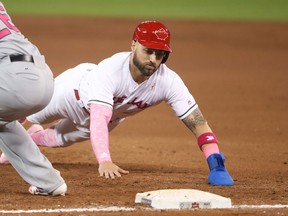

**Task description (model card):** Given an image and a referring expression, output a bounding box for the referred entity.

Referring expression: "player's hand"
[98,161,129,179]
[207,153,234,186]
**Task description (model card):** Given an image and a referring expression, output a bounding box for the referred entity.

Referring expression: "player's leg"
[0,119,90,163]
[0,121,66,195]
[57,119,90,145]
[0,56,67,194]
[29,118,90,147]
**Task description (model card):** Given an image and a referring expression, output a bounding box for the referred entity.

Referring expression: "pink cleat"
[0,153,10,164]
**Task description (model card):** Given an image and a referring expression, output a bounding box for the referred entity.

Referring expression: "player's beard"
[132,52,158,77]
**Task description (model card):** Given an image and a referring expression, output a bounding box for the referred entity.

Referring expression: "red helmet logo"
[133,21,172,52]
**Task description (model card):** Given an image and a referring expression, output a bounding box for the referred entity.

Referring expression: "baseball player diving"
[1,20,234,186]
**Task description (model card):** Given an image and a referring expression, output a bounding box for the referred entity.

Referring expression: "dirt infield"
[0,17,287,215]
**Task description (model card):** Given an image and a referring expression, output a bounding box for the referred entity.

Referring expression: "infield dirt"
[0,17,287,216]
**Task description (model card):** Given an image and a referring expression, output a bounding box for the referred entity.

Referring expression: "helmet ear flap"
[161,51,170,64]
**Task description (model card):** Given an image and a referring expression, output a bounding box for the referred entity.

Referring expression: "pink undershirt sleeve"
[90,103,113,164]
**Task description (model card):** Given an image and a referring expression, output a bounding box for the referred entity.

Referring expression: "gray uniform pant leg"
[0,121,64,193]
[0,55,65,193]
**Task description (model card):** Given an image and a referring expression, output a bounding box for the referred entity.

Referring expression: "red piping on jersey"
[74,89,90,115]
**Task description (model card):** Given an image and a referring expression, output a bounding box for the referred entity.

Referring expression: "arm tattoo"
[182,108,207,135]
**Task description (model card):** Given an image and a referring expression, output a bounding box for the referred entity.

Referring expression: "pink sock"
[31,128,61,147]
[202,144,220,159]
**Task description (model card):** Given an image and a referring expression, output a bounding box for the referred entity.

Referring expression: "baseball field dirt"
[0,17,287,216]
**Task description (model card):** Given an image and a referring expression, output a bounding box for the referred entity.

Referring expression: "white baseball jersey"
[28,52,198,144]
[82,52,197,123]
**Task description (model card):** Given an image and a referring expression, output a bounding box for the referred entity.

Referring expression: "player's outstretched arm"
[181,107,211,137]
[90,103,129,179]
[182,107,234,186]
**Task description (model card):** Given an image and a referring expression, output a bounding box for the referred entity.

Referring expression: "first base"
[135,189,232,210]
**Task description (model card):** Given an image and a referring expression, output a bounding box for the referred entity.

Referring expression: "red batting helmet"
[132,21,172,53]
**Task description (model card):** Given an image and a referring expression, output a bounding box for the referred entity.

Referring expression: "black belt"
[10,55,34,63]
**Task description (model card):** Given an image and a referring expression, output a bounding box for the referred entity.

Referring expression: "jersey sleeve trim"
[88,99,113,108]
[178,103,198,119]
